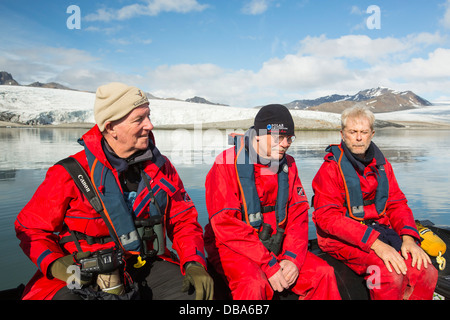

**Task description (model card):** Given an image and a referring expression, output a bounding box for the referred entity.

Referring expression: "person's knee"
[229,270,271,299]
[317,262,335,278]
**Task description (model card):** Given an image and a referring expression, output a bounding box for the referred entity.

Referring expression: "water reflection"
[0,169,16,181]
[0,127,86,170]
[1,128,449,201]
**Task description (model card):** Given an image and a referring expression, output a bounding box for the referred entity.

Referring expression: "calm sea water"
[1,127,450,290]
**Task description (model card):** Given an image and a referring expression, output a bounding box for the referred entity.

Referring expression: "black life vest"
[327,143,389,221]
[232,131,289,230]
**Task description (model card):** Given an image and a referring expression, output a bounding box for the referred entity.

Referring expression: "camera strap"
[56,157,121,251]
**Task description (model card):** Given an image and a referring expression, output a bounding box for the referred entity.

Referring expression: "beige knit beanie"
[94,82,149,131]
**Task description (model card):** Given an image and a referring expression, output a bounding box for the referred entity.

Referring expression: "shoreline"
[1,120,450,130]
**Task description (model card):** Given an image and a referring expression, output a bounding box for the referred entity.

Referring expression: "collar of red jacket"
[340,141,386,175]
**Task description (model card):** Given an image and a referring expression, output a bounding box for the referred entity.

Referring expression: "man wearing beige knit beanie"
[94,82,153,158]
[16,82,213,300]
[94,82,150,132]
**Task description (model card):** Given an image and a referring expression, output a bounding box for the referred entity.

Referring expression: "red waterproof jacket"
[312,142,420,257]
[15,126,206,300]
[204,146,310,280]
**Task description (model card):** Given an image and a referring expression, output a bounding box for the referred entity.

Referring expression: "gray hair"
[341,105,375,131]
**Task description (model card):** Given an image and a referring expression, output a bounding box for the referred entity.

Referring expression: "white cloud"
[107,37,152,46]
[241,0,272,15]
[85,0,209,22]
[297,33,446,64]
[54,69,147,92]
[0,46,145,92]
[350,5,364,15]
[441,0,450,29]
[0,47,99,85]
[84,25,123,35]
[143,54,356,106]
[256,54,351,90]
[145,63,259,106]
[388,48,450,81]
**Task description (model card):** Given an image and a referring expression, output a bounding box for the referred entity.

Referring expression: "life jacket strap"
[140,168,163,216]
[261,205,276,213]
[233,131,289,230]
[326,144,388,221]
[344,199,376,206]
[59,231,115,247]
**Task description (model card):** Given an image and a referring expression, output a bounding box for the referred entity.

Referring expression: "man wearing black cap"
[252,104,296,163]
[203,104,341,300]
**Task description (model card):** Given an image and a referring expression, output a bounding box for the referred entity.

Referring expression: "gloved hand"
[49,251,92,286]
[182,262,214,300]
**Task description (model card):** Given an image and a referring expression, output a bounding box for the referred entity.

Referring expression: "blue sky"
[1,0,450,107]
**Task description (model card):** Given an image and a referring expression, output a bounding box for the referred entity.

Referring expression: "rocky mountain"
[143,92,226,106]
[27,81,72,90]
[285,94,349,109]
[0,72,20,86]
[0,71,74,91]
[286,87,432,113]
[185,96,228,106]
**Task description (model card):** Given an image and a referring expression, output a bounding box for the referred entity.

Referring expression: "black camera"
[259,224,285,256]
[259,223,273,241]
[78,247,123,274]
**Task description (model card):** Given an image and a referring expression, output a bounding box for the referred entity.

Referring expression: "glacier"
[1,85,450,128]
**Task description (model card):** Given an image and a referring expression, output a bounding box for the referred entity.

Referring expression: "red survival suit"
[312,142,438,300]
[204,132,341,300]
[15,126,206,300]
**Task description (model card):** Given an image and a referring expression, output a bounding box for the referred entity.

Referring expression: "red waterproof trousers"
[208,245,341,300]
[347,249,438,300]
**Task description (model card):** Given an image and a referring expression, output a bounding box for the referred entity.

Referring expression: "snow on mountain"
[376,101,450,125]
[286,87,432,113]
[1,85,449,129]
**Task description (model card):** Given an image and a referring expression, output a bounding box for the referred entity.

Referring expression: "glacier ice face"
[0,85,95,125]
